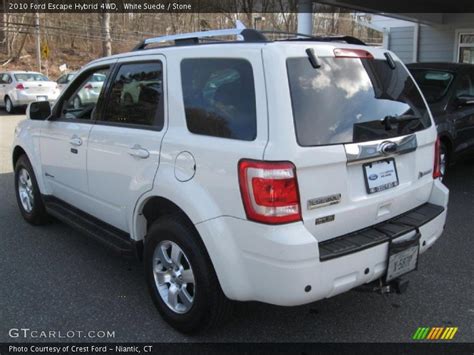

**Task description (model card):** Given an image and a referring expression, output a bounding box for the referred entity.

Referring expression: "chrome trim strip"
[307,193,342,210]
[344,134,417,165]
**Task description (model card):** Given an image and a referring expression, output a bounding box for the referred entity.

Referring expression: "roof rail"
[260,31,366,45]
[132,24,366,51]
[133,24,267,51]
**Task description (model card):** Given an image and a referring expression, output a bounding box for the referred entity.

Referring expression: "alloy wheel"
[18,168,34,213]
[152,240,196,314]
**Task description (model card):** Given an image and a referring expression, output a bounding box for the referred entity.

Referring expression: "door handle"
[128,144,149,159]
[70,136,82,146]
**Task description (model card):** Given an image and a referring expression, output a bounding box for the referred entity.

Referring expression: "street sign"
[41,43,49,60]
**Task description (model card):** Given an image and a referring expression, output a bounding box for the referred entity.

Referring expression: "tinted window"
[287,57,431,146]
[61,68,109,120]
[101,62,163,128]
[410,69,454,103]
[181,58,256,141]
[455,73,474,97]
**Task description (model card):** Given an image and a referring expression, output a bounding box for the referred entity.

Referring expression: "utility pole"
[35,12,41,72]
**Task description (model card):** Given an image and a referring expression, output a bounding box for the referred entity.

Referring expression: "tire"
[439,142,449,183]
[14,155,50,225]
[144,215,233,333]
[5,96,14,114]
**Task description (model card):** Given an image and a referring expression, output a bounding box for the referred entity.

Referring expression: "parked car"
[56,71,77,92]
[0,71,60,113]
[12,26,449,333]
[408,62,474,180]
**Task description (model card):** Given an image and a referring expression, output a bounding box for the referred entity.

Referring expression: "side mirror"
[456,95,474,107]
[27,101,51,120]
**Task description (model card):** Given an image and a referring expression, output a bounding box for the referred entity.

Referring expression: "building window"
[458,32,474,64]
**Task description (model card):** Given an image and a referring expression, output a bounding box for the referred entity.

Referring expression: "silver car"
[0,71,60,114]
[57,71,106,108]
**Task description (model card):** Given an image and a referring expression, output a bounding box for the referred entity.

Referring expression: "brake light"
[333,48,374,59]
[433,137,442,179]
[238,160,301,224]
[84,83,93,90]
[15,83,25,90]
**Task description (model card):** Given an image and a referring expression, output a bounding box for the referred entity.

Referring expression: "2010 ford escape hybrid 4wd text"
[12,26,449,333]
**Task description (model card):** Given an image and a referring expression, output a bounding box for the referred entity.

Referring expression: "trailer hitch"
[355,277,409,295]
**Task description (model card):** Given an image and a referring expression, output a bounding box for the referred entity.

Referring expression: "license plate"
[36,96,47,101]
[386,233,420,282]
[363,158,399,194]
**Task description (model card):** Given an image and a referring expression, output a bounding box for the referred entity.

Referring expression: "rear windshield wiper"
[382,114,420,130]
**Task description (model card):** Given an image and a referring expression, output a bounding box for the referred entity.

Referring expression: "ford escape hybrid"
[12,25,449,333]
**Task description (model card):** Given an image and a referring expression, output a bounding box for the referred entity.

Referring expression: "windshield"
[409,69,454,103]
[14,73,49,82]
[287,57,431,146]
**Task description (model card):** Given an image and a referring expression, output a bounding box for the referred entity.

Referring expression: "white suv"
[12,26,449,333]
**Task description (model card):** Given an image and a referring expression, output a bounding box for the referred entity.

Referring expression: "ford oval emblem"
[369,174,378,181]
[379,141,397,155]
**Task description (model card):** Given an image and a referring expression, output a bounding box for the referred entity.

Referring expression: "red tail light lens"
[238,160,301,224]
[84,83,93,90]
[15,83,25,90]
[433,137,442,179]
[333,48,374,59]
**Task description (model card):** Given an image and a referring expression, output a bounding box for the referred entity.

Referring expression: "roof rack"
[133,25,267,51]
[260,30,366,45]
[132,23,365,51]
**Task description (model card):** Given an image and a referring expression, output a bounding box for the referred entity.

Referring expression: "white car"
[12,26,449,333]
[0,71,59,113]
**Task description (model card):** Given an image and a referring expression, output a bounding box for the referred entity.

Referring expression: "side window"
[1,74,11,84]
[100,62,164,129]
[57,75,66,84]
[61,68,109,120]
[455,73,474,97]
[181,58,257,141]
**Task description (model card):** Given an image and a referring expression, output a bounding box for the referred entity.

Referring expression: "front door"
[39,65,114,209]
[86,56,166,232]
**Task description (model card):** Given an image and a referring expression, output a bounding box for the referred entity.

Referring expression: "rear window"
[181,58,257,141]
[410,69,454,103]
[15,73,49,82]
[287,57,431,146]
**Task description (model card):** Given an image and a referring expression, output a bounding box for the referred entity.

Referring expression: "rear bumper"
[196,180,448,306]
[12,91,59,106]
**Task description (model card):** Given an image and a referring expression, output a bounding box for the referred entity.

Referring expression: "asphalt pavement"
[0,113,473,343]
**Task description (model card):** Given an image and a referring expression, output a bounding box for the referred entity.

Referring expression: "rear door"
[86,55,166,232]
[264,44,436,242]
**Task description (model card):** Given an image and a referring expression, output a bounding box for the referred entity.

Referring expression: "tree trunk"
[99,7,112,57]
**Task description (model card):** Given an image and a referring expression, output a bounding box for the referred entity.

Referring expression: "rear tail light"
[333,48,374,59]
[15,83,25,90]
[433,137,442,179]
[84,83,93,90]
[238,160,301,224]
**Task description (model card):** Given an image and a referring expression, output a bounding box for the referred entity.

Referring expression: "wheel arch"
[12,145,27,169]
[134,195,198,242]
[438,133,454,160]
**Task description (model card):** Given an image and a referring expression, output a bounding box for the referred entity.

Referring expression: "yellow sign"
[41,43,50,60]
